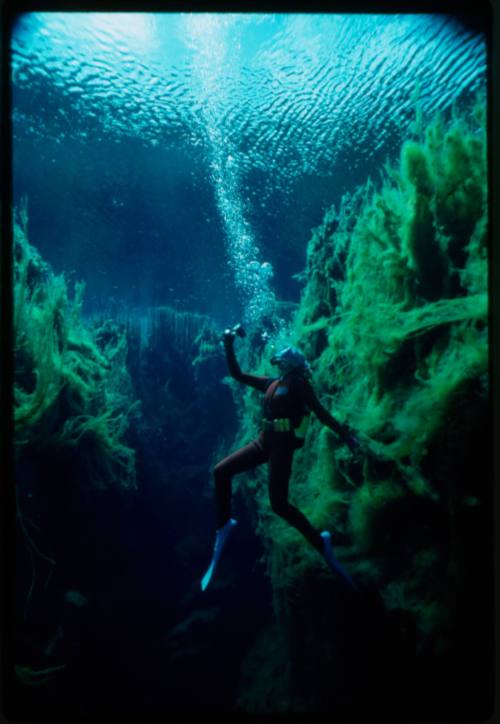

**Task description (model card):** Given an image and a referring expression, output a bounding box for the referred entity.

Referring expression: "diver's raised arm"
[223,331,271,392]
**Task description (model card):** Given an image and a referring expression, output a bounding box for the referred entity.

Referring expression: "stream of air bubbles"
[183,14,276,327]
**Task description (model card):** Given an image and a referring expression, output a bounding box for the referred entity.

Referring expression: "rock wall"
[231,99,490,716]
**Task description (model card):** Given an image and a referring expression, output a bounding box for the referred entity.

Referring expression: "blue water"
[12,12,486,325]
[10,11,488,717]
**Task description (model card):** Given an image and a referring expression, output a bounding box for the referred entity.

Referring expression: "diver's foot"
[201,518,237,592]
[321,531,358,591]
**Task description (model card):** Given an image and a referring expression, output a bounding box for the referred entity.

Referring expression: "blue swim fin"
[201,518,237,592]
[321,531,358,591]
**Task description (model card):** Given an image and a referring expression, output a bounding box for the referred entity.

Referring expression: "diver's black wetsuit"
[214,339,350,553]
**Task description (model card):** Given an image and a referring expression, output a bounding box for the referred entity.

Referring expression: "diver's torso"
[264,375,306,425]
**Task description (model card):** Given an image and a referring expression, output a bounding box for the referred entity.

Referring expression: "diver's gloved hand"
[222,324,245,345]
[344,434,361,455]
[337,423,361,454]
[222,329,236,346]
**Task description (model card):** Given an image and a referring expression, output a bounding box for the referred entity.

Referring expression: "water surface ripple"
[12,12,485,191]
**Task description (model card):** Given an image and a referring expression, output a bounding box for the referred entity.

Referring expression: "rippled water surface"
[12,13,485,175]
[11,13,486,320]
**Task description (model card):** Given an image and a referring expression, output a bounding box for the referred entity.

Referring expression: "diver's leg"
[268,445,358,589]
[213,438,268,528]
[268,443,323,553]
[201,439,268,591]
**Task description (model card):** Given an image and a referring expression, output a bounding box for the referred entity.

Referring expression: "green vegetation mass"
[13,199,139,490]
[231,99,488,709]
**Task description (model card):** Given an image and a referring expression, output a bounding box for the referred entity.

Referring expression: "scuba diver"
[201,325,361,592]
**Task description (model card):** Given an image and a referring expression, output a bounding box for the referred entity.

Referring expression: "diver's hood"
[271,346,311,376]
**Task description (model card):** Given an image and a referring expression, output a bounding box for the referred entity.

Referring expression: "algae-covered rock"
[13,203,139,490]
[231,98,489,712]
[13,210,145,701]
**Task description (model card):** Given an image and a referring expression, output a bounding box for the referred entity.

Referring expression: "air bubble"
[260,262,273,279]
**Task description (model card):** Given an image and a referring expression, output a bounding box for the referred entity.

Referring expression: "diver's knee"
[213,462,229,484]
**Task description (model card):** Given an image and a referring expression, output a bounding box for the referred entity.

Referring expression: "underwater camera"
[221,323,246,340]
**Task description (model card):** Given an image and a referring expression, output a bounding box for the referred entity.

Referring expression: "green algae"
[295,98,487,614]
[228,98,487,701]
[13,205,139,490]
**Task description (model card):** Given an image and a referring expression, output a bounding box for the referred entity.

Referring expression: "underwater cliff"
[227,99,490,715]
